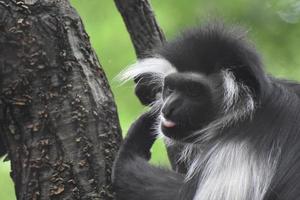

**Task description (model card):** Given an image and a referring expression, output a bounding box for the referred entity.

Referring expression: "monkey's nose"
[161,105,175,119]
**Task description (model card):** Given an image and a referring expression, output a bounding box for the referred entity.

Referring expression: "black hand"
[120,110,159,160]
[112,110,186,200]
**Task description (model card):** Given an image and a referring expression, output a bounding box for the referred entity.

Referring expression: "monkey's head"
[159,72,220,141]
[119,23,270,143]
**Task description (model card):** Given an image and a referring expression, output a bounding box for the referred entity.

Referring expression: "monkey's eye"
[163,86,174,97]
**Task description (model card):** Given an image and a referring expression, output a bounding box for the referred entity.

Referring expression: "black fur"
[0,137,6,158]
[157,23,268,96]
[113,23,300,200]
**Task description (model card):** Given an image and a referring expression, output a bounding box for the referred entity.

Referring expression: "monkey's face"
[160,72,218,142]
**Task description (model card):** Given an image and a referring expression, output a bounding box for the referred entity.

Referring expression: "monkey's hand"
[112,111,184,200]
[118,110,158,161]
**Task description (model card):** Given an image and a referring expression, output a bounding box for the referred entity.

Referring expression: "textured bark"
[0,0,122,199]
[114,0,186,173]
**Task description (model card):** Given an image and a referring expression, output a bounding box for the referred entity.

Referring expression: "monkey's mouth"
[161,116,176,128]
[160,115,197,141]
[160,116,190,141]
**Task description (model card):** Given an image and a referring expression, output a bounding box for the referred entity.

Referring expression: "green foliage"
[1,0,299,199]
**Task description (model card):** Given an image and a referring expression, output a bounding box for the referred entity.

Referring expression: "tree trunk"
[0,0,122,199]
[114,0,186,173]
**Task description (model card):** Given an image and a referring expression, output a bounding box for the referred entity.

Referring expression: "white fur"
[178,143,202,165]
[116,57,177,84]
[222,70,240,112]
[190,141,279,200]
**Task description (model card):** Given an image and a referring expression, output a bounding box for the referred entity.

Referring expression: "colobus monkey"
[112,23,300,200]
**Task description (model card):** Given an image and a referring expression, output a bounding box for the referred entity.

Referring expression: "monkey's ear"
[134,74,162,106]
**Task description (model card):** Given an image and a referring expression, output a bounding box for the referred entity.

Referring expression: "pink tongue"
[162,118,176,128]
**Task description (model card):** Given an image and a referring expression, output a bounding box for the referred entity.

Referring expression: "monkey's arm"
[112,112,185,200]
[274,78,300,97]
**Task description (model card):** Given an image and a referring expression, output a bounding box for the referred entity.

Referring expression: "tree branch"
[114,0,165,58]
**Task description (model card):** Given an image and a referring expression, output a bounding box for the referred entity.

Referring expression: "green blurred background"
[1,0,300,199]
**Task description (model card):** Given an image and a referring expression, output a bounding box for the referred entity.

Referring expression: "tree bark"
[114,0,186,173]
[0,0,122,199]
